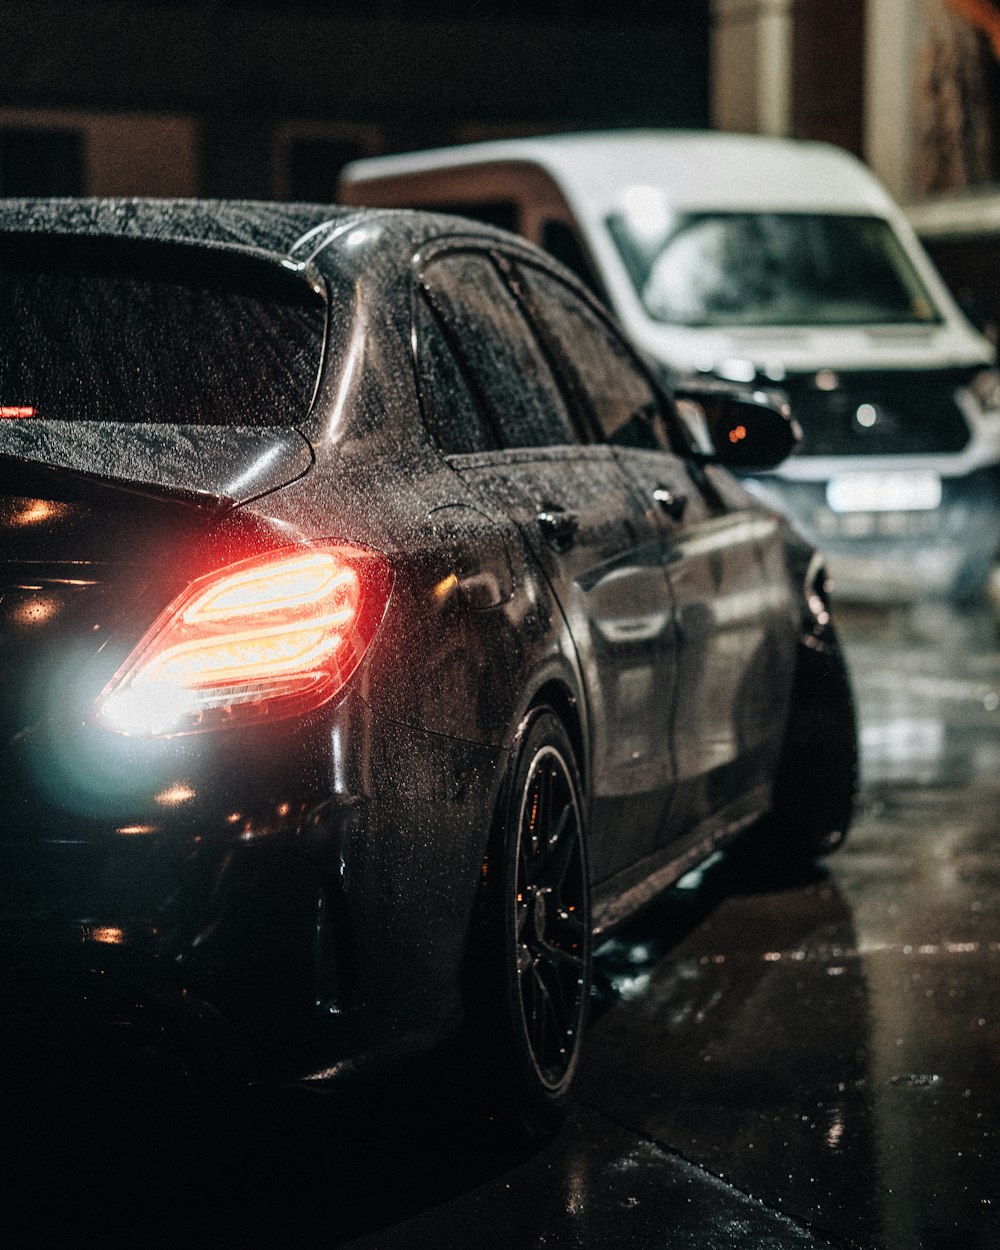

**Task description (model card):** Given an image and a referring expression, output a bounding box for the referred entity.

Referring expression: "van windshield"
[605,211,941,328]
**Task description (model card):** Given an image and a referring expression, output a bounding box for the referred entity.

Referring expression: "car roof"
[340,128,896,217]
[0,198,359,260]
[0,196,559,269]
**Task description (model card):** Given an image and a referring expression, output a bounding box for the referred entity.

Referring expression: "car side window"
[413,292,499,454]
[513,260,679,453]
[421,251,580,449]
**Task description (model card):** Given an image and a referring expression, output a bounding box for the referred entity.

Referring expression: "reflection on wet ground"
[575,596,1000,1249]
[10,598,999,1248]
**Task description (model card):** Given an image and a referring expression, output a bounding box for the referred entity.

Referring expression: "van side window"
[436,200,518,233]
[413,292,499,454]
[421,252,580,449]
[514,261,677,452]
[540,219,606,301]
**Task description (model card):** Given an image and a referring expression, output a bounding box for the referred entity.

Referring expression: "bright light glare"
[620,184,671,240]
[144,618,346,687]
[14,500,66,526]
[155,784,196,806]
[101,680,199,736]
[12,596,59,627]
[856,403,878,428]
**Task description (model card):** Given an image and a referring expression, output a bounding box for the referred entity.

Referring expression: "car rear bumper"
[0,692,505,1097]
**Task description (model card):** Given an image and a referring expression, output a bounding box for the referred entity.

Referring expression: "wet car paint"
[0,423,315,503]
[0,200,851,1143]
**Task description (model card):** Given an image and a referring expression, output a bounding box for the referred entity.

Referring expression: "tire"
[467,707,592,1141]
[752,627,858,866]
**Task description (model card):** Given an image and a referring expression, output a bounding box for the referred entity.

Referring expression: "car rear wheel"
[468,707,591,1141]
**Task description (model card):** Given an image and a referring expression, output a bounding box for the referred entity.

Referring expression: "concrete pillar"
[864,0,923,202]
[711,0,793,135]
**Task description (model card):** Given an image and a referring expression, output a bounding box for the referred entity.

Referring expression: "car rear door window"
[512,260,680,453]
[420,251,580,449]
[413,292,499,454]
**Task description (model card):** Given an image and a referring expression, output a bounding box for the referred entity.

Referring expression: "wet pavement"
[13,593,999,1248]
[567,594,1000,1249]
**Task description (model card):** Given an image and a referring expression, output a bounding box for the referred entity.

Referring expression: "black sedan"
[0,199,857,1138]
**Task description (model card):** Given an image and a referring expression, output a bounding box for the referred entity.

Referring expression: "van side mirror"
[673,387,801,470]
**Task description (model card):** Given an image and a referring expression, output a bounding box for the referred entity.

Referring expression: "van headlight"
[968,367,1000,414]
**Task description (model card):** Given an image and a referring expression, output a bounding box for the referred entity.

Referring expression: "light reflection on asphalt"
[573,594,1000,1250]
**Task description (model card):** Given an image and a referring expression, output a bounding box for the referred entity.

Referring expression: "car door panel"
[416,250,677,881]
[451,445,677,882]
[509,257,797,849]
[615,447,799,843]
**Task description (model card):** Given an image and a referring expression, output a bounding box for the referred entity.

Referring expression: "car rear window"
[0,233,326,425]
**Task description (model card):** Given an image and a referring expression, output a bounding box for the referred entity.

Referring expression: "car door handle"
[537,508,579,553]
[653,487,688,521]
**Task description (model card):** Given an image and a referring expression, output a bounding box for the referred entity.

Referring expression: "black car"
[0,199,857,1138]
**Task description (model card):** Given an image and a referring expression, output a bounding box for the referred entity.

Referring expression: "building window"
[0,128,84,195]
[273,122,383,202]
[287,137,366,202]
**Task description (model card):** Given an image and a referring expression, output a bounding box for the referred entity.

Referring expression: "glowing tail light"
[97,542,392,736]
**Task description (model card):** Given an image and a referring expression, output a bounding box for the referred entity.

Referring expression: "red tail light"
[96,542,392,736]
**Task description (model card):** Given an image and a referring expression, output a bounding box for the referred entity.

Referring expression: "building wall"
[712,0,779,133]
[711,0,1000,205]
[863,0,923,202]
[712,0,864,156]
[792,0,865,155]
[0,107,198,197]
[0,2,711,199]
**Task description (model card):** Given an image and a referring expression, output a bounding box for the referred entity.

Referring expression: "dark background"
[0,1,714,200]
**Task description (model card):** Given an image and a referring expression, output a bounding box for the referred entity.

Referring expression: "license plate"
[812,508,940,538]
[826,471,942,513]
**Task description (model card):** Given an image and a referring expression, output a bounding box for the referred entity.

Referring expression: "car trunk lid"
[0,423,312,745]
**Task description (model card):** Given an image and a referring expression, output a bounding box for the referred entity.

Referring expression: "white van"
[339,130,1000,601]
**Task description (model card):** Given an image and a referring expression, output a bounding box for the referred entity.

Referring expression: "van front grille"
[782,368,972,456]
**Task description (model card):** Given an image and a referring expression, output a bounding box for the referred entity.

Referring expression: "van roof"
[340,129,895,218]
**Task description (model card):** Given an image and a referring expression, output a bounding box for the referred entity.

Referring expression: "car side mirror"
[673,387,802,470]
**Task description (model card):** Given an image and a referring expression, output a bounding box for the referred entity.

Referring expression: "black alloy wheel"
[513,737,589,1091]
[470,707,591,1139]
